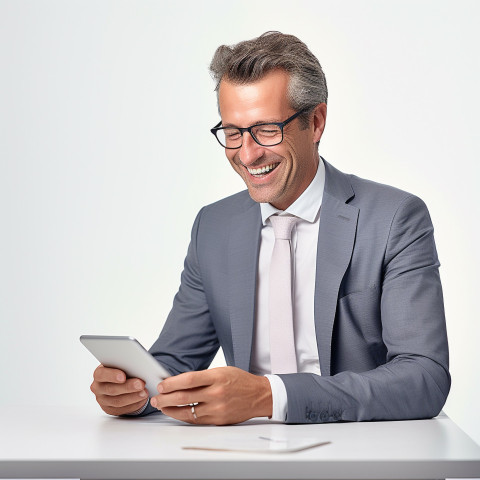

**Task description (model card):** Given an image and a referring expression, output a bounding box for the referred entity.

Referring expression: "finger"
[161,404,222,425]
[91,378,146,397]
[98,389,149,409]
[101,398,149,417]
[150,387,206,410]
[161,404,204,424]
[93,365,127,384]
[158,370,215,394]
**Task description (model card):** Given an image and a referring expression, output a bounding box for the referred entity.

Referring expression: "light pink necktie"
[269,215,298,374]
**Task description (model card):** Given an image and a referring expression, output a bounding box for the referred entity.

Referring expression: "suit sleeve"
[148,207,220,375]
[279,195,451,423]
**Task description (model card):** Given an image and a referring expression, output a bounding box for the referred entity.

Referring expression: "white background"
[1,0,479,444]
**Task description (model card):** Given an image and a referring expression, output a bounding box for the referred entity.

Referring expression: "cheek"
[225,151,238,167]
[263,145,291,166]
[278,143,298,170]
[284,138,309,171]
[226,153,246,176]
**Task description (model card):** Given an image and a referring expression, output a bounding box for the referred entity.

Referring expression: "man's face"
[218,69,326,210]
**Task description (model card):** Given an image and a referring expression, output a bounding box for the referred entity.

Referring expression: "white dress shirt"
[250,159,325,421]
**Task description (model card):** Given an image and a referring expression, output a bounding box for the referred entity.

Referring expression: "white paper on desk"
[182,436,331,453]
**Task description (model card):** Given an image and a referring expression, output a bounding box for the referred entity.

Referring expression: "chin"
[246,187,275,205]
[246,187,265,204]
[247,191,263,204]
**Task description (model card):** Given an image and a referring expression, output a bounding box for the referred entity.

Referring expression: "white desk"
[1,406,479,480]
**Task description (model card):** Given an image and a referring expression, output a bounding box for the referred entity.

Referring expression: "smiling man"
[90,32,450,425]
[217,69,325,211]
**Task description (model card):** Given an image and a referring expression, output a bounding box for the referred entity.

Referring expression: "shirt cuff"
[124,399,149,416]
[265,374,288,422]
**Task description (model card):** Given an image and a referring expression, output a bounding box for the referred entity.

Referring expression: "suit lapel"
[228,200,262,372]
[315,162,359,376]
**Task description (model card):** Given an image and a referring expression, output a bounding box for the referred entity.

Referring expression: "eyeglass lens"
[217,124,283,148]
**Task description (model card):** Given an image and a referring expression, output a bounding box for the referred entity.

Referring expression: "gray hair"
[209,31,327,126]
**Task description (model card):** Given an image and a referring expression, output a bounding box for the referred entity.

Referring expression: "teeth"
[247,163,278,176]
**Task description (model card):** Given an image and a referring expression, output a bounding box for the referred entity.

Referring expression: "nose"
[238,131,264,166]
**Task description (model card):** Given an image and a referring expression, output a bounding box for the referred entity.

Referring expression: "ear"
[312,103,327,143]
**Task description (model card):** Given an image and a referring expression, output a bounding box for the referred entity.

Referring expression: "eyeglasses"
[210,107,310,149]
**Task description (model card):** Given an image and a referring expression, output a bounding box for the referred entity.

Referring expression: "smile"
[246,163,279,178]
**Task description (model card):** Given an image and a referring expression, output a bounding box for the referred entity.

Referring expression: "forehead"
[218,69,292,125]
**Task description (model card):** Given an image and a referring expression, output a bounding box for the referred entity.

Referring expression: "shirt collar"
[260,157,325,225]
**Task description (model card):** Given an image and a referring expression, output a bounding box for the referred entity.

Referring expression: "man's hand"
[90,365,149,416]
[149,366,273,425]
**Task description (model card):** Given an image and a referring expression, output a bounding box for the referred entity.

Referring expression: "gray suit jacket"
[148,160,450,423]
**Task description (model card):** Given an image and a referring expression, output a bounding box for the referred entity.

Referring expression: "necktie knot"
[270,215,298,240]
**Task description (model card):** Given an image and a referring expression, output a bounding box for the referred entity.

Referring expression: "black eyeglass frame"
[210,107,310,149]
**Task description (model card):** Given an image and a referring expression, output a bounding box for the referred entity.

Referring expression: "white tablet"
[80,335,171,396]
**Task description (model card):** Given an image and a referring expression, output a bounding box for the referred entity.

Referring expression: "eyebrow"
[222,119,281,128]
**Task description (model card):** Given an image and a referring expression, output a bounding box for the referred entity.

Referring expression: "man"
[90,32,450,425]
